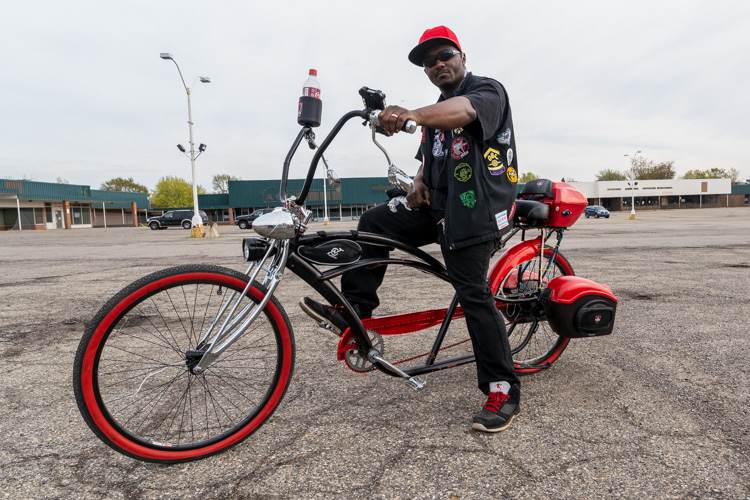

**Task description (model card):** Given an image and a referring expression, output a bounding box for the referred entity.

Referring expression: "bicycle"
[73,87,617,463]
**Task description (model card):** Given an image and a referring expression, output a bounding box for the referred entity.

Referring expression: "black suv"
[235,208,274,229]
[147,210,208,230]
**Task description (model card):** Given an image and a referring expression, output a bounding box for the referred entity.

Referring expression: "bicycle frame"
[192,102,568,385]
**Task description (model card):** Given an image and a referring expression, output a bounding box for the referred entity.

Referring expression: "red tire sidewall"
[78,272,293,461]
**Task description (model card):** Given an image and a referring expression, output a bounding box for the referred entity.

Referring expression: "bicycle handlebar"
[290,104,417,206]
[370,111,418,134]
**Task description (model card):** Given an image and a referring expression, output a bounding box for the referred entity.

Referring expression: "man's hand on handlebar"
[378,105,417,136]
[407,172,430,208]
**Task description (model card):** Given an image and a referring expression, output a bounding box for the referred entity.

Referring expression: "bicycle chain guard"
[337,329,384,373]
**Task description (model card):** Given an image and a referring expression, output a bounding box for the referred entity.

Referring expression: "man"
[302,26,520,432]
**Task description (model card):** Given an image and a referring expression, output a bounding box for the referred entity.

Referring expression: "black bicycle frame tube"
[285,252,373,354]
[295,230,448,277]
[296,110,369,205]
[286,230,460,378]
[280,127,310,204]
[425,293,461,366]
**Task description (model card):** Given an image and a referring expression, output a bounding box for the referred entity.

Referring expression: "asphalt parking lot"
[1,207,749,499]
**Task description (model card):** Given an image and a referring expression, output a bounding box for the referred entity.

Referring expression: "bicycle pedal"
[405,376,426,391]
[314,319,342,337]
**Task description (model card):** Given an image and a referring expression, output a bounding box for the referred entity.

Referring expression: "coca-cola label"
[303,87,320,99]
[298,101,303,119]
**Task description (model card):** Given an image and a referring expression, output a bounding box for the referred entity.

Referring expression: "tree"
[212,174,241,194]
[150,176,206,208]
[682,169,707,179]
[100,177,149,193]
[56,177,69,184]
[728,167,741,183]
[630,157,675,180]
[519,171,540,183]
[596,169,627,181]
[682,168,729,180]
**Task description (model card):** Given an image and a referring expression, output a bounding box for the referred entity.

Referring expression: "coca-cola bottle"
[298,68,322,127]
[302,69,320,98]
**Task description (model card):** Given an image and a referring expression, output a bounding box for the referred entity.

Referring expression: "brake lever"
[367,111,415,194]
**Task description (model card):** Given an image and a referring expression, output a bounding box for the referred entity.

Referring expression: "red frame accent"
[79,272,294,461]
[487,235,545,293]
[543,275,617,304]
[336,307,467,360]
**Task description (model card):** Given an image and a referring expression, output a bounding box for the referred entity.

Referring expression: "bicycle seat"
[513,199,550,226]
[518,179,554,201]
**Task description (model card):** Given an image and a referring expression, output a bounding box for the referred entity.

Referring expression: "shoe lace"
[484,391,509,413]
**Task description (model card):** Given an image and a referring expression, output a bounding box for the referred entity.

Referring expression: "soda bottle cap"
[309,69,317,76]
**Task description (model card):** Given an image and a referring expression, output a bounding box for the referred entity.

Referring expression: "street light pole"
[160,53,210,236]
[624,150,642,220]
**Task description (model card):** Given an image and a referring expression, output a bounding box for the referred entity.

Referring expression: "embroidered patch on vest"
[454,163,472,182]
[451,137,470,160]
[432,130,445,157]
[459,190,476,208]
[483,148,505,176]
[495,210,509,230]
[506,148,513,166]
[497,128,511,145]
[506,167,518,183]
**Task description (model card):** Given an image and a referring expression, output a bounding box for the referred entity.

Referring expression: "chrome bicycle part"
[193,240,290,373]
[344,329,384,373]
[252,207,307,240]
[368,352,427,391]
[368,110,416,194]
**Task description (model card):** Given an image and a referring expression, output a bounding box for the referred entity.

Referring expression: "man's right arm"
[378,97,476,136]
[407,158,430,207]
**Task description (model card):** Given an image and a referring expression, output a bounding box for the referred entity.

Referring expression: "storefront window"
[70,203,91,225]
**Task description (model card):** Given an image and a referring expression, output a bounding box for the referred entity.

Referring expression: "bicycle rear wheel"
[494,248,573,373]
[73,264,294,463]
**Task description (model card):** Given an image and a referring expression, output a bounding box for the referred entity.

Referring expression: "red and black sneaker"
[471,384,521,433]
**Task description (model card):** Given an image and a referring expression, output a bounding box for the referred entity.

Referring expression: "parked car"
[147,210,208,230]
[584,205,610,219]
[235,208,275,229]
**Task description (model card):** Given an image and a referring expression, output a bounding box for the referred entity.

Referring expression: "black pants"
[341,201,519,394]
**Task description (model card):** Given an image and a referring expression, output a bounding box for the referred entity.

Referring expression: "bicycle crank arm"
[368,350,426,391]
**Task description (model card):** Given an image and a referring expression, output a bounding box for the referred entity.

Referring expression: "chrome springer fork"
[190,238,290,374]
[190,201,313,374]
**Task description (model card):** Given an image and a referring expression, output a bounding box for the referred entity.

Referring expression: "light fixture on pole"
[160,52,210,236]
[624,150,642,220]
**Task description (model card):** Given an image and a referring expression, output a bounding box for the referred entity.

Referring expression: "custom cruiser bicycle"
[73,87,617,463]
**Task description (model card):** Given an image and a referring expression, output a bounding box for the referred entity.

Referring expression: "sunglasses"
[422,49,461,68]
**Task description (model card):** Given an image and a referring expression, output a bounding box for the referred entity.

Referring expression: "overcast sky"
[2,0,748,193]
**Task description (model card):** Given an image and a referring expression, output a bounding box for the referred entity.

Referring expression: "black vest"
[420,73,518,250]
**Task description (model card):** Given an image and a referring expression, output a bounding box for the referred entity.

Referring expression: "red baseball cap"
[408,26,462,66]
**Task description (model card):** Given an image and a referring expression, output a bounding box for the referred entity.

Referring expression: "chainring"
[340,329,384,373]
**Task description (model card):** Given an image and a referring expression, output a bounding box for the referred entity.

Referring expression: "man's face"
[422,43,465,93]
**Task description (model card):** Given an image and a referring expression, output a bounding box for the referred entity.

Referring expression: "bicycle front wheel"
[495,248,574,373]
[73,264,295,463]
